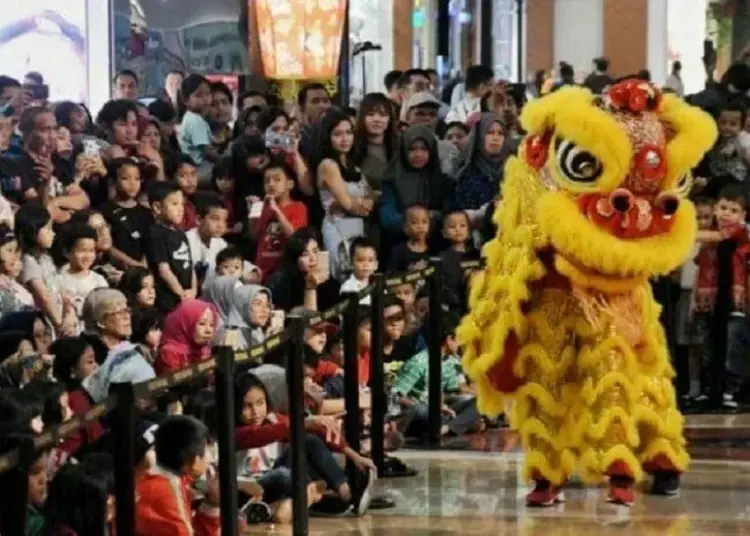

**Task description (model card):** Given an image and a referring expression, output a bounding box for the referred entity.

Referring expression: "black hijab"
[383,124,449,211]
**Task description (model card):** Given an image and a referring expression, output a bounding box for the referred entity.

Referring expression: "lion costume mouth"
[536,191,696,292]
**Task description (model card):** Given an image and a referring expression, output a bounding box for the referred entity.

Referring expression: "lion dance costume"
[457,80,717,506]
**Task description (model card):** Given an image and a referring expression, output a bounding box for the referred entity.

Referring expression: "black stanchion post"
[342,291,361,490]
[428,258,444,446]
[0,438,33,536]
[112,382,136,536]
[215,346,238,536]
[287,314,309,536]
[369,274,386,476]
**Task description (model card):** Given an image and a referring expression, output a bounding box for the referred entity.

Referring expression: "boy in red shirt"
[136,415,221,536]
[253,159,308,280]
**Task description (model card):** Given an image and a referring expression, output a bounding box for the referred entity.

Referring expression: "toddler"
[388,203,431,273]
[16,202,75,335]
[146,181,196,312]
[178,74,218,182]
[694,184,750,408]
[174,156,200,230]
[58,223,109,322]
[340,237,378,305]
[103,157,151,269]
[441,209,480,312]
[707,103,750,183]
[215,245,262,283]
[0,223,34,313]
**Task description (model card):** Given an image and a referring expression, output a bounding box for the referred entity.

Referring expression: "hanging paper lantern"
[254,0,348,80]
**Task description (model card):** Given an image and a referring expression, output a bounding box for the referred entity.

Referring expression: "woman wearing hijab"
[225,284,274,350]
[380,124,454,249]
[201,275,241,342]
[454,112,510,213]
[156,299,218,375]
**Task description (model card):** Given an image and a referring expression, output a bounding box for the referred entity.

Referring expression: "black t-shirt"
[0,155,35,205]
[387,243,431,273]
[102,202,153,265]
[440,247,480,312]
[146,222,194,312]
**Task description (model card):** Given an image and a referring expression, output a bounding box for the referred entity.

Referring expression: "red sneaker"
[526,480,565,507]
[607,481,635,506]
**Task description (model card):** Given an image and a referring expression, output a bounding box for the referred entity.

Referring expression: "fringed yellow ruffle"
[458,157,548,388]
[639,437,690,473]
[523,449,578,487]
[578,444,644,483]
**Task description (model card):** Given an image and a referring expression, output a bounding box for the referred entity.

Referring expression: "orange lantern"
[254,0,348,80]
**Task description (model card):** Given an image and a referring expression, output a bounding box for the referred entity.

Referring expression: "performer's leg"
[509,289,579,506]
[635,292,690,496]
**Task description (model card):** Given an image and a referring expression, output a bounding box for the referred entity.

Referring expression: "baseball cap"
[289,307,339,336]
[134,420,158,464]
[400,91,441,122]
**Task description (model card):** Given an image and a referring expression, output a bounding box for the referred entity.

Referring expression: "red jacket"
[135,465,220,536]
[313,360,342,385]
[60,388,105,456]
[236,413,346,453]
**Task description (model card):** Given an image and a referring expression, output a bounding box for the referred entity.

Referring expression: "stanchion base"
[402,437,471,451]
[369,495,396,510]
[380,456,418,478]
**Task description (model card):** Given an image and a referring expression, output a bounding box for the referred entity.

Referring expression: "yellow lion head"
[513,80,717,290]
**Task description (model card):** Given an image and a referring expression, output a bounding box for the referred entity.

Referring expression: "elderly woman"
[80,288,133,365]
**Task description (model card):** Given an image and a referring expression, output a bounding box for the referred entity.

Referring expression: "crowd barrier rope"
[0,258,474,536]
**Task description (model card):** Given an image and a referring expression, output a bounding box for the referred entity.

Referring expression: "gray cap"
[400,91,441,122]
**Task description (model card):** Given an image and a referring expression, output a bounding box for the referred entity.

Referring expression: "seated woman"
[155,299,217,375]
[267,228,340,313]
[234,372,375,517]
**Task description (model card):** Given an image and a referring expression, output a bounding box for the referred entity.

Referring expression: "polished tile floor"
[248,415,750,535]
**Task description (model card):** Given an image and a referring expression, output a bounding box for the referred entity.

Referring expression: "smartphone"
[270,310,285,332]
[23,84,49,101]
[82,138,101,158]
[315,251,330,281]
[248,201,264,219]
[264,130,295,151]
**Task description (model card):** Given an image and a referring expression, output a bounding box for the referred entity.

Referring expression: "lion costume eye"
[555,139,603,184]
[675,172,693,196]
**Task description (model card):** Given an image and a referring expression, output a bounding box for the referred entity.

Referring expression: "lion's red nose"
[578,191,678,239]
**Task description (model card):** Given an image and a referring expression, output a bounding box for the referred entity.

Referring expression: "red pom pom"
[525,134,549,170]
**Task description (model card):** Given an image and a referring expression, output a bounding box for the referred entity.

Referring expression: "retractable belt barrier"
[0,258,475,536]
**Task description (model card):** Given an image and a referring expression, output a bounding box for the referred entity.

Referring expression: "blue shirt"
[178,110,211,165]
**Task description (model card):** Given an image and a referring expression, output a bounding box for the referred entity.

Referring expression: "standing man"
[446,65,494,124]
[114,70,139,101]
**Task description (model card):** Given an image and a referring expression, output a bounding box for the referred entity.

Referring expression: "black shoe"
[651,471,680,496]
[309,496,352,517]
[354,468,376,516]
[243,501,272,524]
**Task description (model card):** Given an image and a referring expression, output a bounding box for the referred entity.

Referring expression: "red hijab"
[160,299,217,363]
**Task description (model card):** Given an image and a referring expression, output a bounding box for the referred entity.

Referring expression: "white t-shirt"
[57,266,109,317]
[680,243,701,290]
[21,252,62,316]
[340,275,371,305]
[187,228,261,282]
[186,228,227,280]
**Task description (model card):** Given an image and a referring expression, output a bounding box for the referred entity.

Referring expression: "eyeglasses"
[104,308,131,319]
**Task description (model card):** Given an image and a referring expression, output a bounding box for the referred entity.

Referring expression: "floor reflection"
[249,453,750,535]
